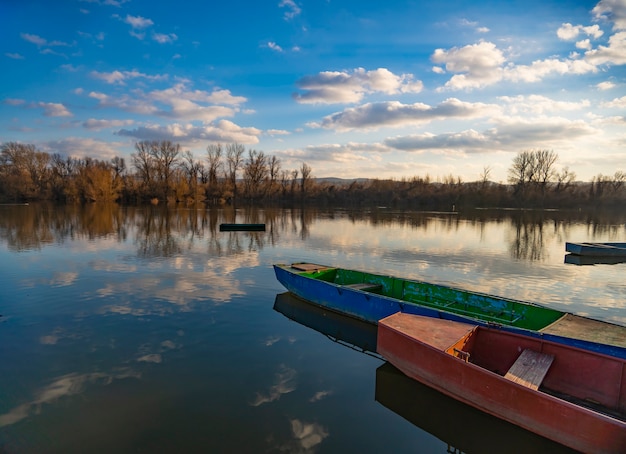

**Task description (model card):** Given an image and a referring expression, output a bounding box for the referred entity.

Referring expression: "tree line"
[0,141,624,209]
[0,141,313,205]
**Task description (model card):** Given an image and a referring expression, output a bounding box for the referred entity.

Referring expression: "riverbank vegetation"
[1,141,624,209]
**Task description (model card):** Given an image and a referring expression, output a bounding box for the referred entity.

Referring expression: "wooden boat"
[566,242,626,257]
[219,223,265,232]
[375,363,576,454]
[273,263,626,359]
[377,312,626,453]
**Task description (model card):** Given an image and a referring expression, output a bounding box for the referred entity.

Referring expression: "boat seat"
[504,349,554,390]
[344,283,383,292]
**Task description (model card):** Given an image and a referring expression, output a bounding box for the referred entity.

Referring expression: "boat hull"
[566,242,626,257]
[273,264,626,359]
[377,314,626,454]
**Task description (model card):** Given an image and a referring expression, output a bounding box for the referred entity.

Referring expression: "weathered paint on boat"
[566,242,626,257]
[377,313,626,454]
[273,263,626,359]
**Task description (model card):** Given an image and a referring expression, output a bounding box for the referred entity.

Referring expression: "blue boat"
[565,242,626,257]
[273,263,626,359]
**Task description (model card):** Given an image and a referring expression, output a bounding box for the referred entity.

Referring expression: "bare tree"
[181,150,202,201]
[554,167,576,193]
[300,162,312,196]
[290,169,299,196]
[242,149,268,199]
[480,166,491,189]
[267,155,281,197]
[226,143,245,201]
[205,144,223,203]
[279,169,290,197]
[0,142,50,200]
[151,140,180,201]
[508,149,558,199]
[131,141,154,193]
[534,149,558,194]
[508,150,535,196]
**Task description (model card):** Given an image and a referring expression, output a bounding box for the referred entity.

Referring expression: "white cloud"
[20,33,48,46]
[279,0,301,20]
[83,118,134,130]
[280,142,391,163]
[593,0,626,31]
[499,95,590,115]
[5,52,25,60]
[490,116,598,145]
[152,32,177,44]
[597,81,616,90]
[585,31,626,65]
[384,116,598,153]
[432,41,505,90]
[267,41,284,52]
[434,40,599,91]
[87,81,247,123]
[294,68,423,104]
[124,14,153,29]
[38,102,72,117]
[88,91,158,115]
[265,129,290,136]
[459,18,489,33]
[44,137,125,160]
[315,98,499,131]
[504,57,597,82]
[116,120,261,144]
[602,95,626,108]
[576,39,592,50]
[148,83,246,106]
[90,69,168,84]
[20,33,72,49]
[4,98,25,106]
[385,130,490,153]
[557,23,603,40]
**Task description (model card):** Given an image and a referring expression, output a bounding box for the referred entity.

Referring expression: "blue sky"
[1,0,625,183]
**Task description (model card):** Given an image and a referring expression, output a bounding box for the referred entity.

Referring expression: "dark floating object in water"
[219,223,266,232]
[565,242,626,257]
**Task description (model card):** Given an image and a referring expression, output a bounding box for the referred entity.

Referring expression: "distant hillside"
[314,177,370,186]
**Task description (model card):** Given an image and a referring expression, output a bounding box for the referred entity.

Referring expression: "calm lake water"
[1,204,625,453]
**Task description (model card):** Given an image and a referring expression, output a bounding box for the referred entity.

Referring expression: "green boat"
[274,263,626,359]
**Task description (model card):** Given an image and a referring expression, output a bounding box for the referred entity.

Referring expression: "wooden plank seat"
[504,349,554,390]
[344,282,383,292]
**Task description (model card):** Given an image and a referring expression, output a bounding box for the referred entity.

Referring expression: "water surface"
[1,204,624,453]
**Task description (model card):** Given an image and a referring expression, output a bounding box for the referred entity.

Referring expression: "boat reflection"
[375,362,577,454]
[273,292,378,356]
[564,254,626,266]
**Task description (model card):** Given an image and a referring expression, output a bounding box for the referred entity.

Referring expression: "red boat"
[377,313,626,454]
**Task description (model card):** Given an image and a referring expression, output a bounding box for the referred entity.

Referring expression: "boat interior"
[292,264,563,330]
[446,326,626,422]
